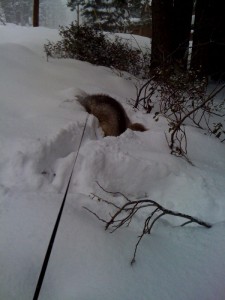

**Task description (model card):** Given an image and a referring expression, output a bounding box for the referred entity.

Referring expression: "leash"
[33,114,89,300]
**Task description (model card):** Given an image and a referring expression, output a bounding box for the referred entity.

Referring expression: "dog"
[76,93,146,136]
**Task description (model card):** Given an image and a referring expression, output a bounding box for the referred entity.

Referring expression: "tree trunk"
[77,5,80,26]
[151,0,193,71]
[33,0,39,27]
[191,0,211,76]
[172,0,193,69]
[191,0,225,80]
[151,0,173,69]
[208,1,225,80]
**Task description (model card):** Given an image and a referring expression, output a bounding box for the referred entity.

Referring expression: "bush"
[44,23,144,76]
[134,65,225,163]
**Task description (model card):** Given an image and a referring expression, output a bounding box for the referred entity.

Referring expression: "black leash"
[33,114,89,300]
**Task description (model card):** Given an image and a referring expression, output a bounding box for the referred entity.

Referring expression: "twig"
[83,206,107,224]
[96,181,131,203]
[84,186,211,264]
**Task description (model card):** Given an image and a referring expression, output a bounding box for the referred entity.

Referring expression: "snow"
[0,24,225,300]
[108,32,150,52]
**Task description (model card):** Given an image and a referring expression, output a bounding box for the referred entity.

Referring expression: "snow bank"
[0,24,225,300]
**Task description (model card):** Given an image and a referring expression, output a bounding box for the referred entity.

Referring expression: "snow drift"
[0,24,225,300]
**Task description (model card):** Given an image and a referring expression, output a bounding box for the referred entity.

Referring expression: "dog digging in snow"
[76,93,146,137]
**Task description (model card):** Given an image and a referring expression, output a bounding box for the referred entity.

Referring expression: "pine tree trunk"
[33,0,39,27]
[172,0,193,69]
[208,1,225,80]
[151,0,193,71]
[151,0,173,69]
[191,0,211,76]
[191,0,225,80]
[77,5,80,26]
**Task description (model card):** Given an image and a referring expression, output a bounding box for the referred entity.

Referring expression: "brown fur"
[76,93,146,136]
[128,123,146,132]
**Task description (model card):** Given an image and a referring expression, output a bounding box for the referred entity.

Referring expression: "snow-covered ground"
[0,24,225,300]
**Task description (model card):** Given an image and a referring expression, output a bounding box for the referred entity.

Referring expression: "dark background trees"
[151,0,193,70]
[66,0,225,80]
[151,0,225,80]
[0,0,32,25]
[67,0,85,25]
[68,0,129,32]
[67,0,151,32]
[0,2,6,25]
[191,0,225,80]
[172,0,193,66]
[151,0,174,69]
[1,0,224,80]
[0,0,66,28]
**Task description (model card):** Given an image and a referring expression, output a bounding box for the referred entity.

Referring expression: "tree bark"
[33,0,39,27]
[151,0,173,69]
[191,0,225,80]
[172,0,193,68]
[151,0,193,70]
[208,1,225,80]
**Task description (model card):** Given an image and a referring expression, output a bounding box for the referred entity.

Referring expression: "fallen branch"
[83,183,212,264]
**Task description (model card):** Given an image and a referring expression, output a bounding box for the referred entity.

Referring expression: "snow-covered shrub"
[134,66,225,163]
[44,22,143,76]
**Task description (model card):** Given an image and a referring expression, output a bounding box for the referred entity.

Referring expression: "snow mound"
[1,25,225,300]
[0,117,101,193]
[72,126,225,225]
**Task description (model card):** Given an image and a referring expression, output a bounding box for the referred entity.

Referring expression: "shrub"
[133,65,225,163]
[44,22,144,76]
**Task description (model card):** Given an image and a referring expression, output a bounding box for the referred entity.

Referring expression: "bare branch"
[84,186,211,264]
[83,206,107,224]
[96,181,131,203]
[134,62,225,163]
